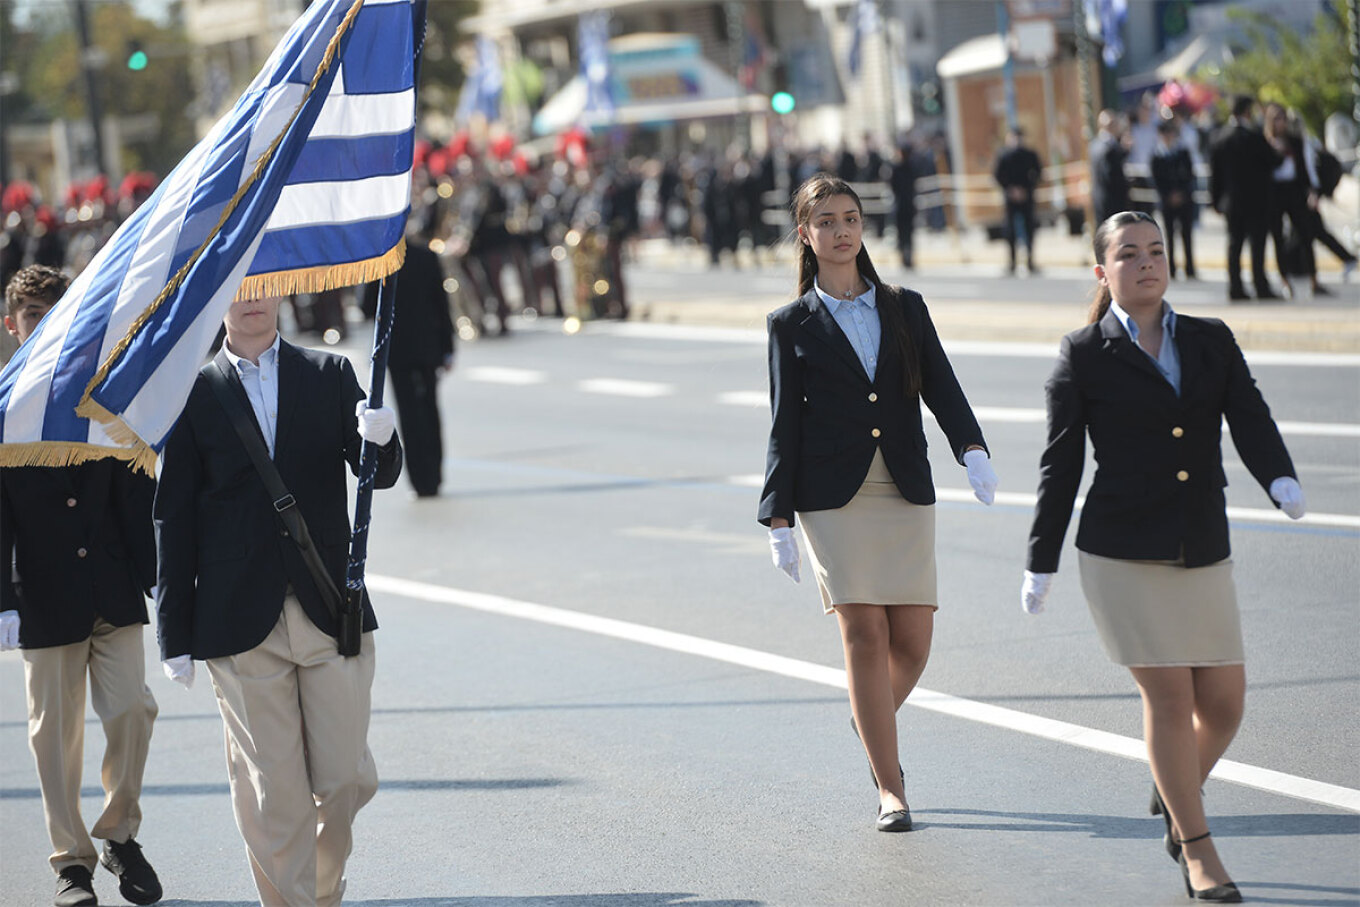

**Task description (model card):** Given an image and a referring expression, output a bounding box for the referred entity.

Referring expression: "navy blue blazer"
[155,341,402,660]
[1027,311,1295,573]
[758,285,987,527]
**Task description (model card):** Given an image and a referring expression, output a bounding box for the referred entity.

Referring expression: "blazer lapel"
[273,341,304,464]
[212,347,272,452]
[799,290,872,384]
[1098,309,1173,391]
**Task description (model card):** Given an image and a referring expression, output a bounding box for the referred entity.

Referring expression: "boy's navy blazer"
[758,285,987,527]
[1027,310,1295,573]
[155,341,402,661]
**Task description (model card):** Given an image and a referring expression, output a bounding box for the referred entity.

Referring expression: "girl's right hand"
[769,527,801,583]
[1020,571,1055,614]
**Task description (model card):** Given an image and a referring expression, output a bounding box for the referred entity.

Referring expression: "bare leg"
[1132,666,1241,890]
[886,605,934,710]
[836,604,906,814]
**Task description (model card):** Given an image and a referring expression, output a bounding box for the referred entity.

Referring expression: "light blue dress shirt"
[1111,300,1181,395]
[815,277,881,382]
[222,335,281,457]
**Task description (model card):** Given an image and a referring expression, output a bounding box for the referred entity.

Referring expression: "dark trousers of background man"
[389,366,443,497]
[1226,213,1271,296]
[1004,199,1036,270]
[1161,202,1197,278]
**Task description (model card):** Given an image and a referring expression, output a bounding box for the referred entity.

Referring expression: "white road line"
[718,390,768,407]
[726,476,1360,528]
[367,574,1360,813]
[578,378,673,398]
[463,366,547,385]
[587,322,1360,366]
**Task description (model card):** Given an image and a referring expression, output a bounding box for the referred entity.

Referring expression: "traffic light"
[126,40,148,71]
[771,91,795,115]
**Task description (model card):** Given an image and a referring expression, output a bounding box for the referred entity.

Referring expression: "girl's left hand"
[963,449,998,505]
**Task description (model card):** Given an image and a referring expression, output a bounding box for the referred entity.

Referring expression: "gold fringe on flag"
[0,438,158,476]
[235,240,405,301]
[74,0,369,436]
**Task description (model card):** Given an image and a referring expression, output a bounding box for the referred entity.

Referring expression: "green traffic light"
[771,91,795,115]
[127,50,148,71]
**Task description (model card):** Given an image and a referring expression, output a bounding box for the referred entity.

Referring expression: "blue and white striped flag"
[578,10,614,124]
[0,0,420,474]
[847,0,880,77]
[454,35,502,124]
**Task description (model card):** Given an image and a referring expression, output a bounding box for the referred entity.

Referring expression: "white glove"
[1269,476,1306,520]
[0,610,19,651]
[963,449,998,505]
[768,527,801,583]
[162,655,195,689]
[355,401,396,445]
[1021,570,1055,615]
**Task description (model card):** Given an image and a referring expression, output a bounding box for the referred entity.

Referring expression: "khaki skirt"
[1077,551,1243,667]
[798,449,938,615]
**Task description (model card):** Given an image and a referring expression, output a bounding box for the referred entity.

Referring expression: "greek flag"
[0,0,420,474]
[847,0,880,77]
[579,10,614,123]
[454,35,502,124]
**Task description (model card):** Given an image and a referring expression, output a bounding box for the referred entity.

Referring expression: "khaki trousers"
[22,619,158,873]
[206,595,377,907]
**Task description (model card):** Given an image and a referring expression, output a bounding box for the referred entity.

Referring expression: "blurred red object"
[2,180,36,213]
[489,133,515,160]
[511,150,529,176]
[426,148,450,176]
[447,132,470,159]
[413,138,432,169]
[34,205,59,230]
[119,171,158,201]
[555,127,589,168]
[64,182,84,208]
[1158,79,1217,114]
[83,174,113,206]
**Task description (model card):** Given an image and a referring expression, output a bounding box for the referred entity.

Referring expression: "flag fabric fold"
[0,0,418,474]
[847,0,880,77]
[579,10,614,124]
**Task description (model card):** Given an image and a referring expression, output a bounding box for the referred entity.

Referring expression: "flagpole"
[344,0,427,632]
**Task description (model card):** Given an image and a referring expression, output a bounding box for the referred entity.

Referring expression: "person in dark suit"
[758,173,997,833]
[889,140,919,269]
[1210,96,1281,300]
[363,229,456,498]
[1089,109,1132,225]
[1023,211,1304,903]
[1,265,163,907]
[155,294,401,906]
[1150,118,1198,280]
[992,127,1042,274]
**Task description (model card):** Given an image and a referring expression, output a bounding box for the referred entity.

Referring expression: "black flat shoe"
[1177,832,1242,903]
[1150,784,1181,864]
[876,808,913,833]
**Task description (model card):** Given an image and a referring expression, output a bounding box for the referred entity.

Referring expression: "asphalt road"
[1,294,1357,906]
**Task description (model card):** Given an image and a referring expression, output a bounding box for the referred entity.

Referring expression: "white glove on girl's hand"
[162,655,195,689]
[1269,476,1306,520]
[768,527,801,583]
[355,402,396,445]
[962,449,998,505]
[0,610,19,651]
[1021,571,1055,615]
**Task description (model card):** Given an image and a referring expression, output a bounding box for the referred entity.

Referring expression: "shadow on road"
[912,807,1360,842]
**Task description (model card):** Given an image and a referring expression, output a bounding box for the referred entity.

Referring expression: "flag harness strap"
[201,359,358,654]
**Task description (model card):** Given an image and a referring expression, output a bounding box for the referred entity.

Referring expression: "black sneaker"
[54,865,97,907]
[99,838,162,905]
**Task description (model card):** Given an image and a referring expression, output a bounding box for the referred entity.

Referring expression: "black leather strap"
[201,359,345,623]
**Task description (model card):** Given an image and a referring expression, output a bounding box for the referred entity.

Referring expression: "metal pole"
[70,0,108,176]
[344,0,427,615]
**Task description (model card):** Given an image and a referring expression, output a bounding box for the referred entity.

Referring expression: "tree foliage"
[1212,4,1352,136]
[417,0,477,113]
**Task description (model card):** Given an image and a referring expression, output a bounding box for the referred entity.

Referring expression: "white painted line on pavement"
[727,476,1360,529]
[464,366,547,385]
[578,378,673,398]
[366,573,1360,813]
[589,321,1360,367]
[718,390,768,407]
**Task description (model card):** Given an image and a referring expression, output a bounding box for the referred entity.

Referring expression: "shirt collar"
[815,276,877,314]
[1110,299,1176,342]
[222,333,281,372]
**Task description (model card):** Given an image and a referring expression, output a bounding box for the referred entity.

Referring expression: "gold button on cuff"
[1176,470,1189,482]
[1172,426,1184,438]
[871,428,881,438]
[868,393,878,402]
[66,497,77,507]
[76,547,88,558]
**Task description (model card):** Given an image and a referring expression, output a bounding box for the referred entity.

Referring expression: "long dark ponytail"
[1088,210,1163,323]
[791,173,921,396]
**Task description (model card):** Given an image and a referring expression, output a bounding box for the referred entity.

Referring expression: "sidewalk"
[625,209,1360,353]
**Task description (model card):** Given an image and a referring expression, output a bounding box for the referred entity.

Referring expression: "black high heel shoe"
[1150,784,1181,864]
[1176,832,1242,903]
